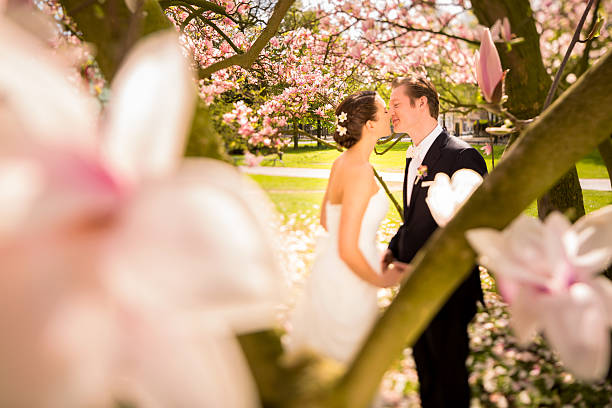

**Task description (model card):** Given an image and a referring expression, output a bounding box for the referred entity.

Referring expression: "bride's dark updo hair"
[333,90,378,149]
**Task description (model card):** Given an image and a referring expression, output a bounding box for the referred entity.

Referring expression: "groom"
[382,76,487,407]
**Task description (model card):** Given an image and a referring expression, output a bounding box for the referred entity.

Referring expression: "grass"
[251,176,612,221]
[248,175,327,191]
[236,142,609,179]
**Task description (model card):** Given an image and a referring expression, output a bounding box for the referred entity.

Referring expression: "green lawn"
[249,175,328,191]
[237,142,609,178]
[251,175,612,221]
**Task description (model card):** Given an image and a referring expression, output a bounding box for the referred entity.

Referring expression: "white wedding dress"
[287,187,389,364]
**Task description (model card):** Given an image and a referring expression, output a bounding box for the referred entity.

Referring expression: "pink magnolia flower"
[1,17,282,407]
[475,28,504,103]
[481,143,493,155]
[244,151,264,167]
[466,207,612,380]
[490,17,512,42]
[425,169,483,227]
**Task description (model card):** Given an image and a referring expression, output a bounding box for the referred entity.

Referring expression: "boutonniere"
[415,165,428,185]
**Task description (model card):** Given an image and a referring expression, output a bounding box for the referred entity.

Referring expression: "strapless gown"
[287,187,389,363]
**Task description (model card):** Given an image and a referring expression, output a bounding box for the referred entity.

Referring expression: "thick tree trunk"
[59,0,173,81]
[598,135,612,183]
[184,99,230,160]
[293,120,299,149]
[317,119,322,147]
[471,0,550,119]
[59,0,228,160]
[536,167,585,222]
[471,0,585,221]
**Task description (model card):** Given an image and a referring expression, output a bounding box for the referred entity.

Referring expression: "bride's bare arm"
[337,164,404,288]
[320,159,340,231]
[320,189,328,231]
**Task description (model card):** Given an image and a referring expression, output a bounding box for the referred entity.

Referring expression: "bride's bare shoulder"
[332,155,372,187]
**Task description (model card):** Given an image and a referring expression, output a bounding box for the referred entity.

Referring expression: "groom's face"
[390,85,419,134]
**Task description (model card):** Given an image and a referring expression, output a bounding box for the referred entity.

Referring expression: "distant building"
[439,110,489,137]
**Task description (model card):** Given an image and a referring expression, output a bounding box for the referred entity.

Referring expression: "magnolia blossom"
[490,17,512,42]
[466,207,612,380]
[425,169,483,227]
[244,151,264,167]
[1,17,283,407]
[476,28,504,103]
[481,144,493,156]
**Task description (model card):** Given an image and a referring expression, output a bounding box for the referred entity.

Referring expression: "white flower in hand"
[337,111,348,123]
[425,169,483,227]
[466,206,612,381]
[337,125,347,136]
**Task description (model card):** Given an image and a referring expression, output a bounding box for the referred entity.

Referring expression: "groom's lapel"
[406,131,448,222]
[402,157,411,218]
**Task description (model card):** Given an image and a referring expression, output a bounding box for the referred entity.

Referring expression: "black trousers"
[413,272,480,408]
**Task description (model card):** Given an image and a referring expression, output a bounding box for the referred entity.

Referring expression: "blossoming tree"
[3,0,612,406]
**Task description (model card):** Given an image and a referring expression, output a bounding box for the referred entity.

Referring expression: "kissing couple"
[287,75,488,407]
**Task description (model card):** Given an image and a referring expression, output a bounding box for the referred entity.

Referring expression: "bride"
[287,90,410,364]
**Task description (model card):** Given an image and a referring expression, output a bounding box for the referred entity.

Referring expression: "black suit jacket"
[389,131,487,319]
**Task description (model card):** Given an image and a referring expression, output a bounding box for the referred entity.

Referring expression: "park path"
[240,166,612,192]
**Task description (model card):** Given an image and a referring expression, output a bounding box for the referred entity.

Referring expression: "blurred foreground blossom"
[466,207,612,381]
[0,17,283,407]
[425,169,483,227]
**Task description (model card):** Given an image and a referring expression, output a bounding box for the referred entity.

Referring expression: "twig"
[542,0,595,110]
[198,0,295,78]
[374,133,404,155]
[373,168,403,222]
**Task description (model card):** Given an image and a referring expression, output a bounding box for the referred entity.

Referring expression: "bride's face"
[369,95,391,138]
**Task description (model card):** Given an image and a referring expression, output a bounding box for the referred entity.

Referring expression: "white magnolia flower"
[337,111,348,123]
[466,207,612,381]
[337,125,347,136]
[425,169,483,227]
[1,15,282,407]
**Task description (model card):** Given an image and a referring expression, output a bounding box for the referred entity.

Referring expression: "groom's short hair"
[391,76,439,119]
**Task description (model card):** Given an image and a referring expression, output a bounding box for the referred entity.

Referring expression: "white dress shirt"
[406,124,443,204]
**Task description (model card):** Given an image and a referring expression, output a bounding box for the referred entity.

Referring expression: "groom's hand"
[381,249,395,272]
[389,261,412,276]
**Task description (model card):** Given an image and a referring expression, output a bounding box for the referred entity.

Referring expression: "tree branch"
[158,0,237,22]
[198,0,295,78]
[324,49,612,408]
[542,0,595,109]
[379,19,479,45]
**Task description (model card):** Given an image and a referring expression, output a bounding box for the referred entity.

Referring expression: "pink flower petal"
[540,282,611,381]
[102,31,196,185]
[477,28,503,102]
[107,159,284,333]
[571,205,612,277]
[507,286,542,344]
[0,19,99,151]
